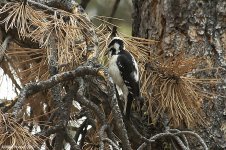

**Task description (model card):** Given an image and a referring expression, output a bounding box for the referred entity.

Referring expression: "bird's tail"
[125,94,144,119]
[125,93,133,119]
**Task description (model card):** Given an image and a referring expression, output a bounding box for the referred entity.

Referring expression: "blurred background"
[79,0,133,35]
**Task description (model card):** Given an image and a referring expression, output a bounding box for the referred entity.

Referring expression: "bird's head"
[106,37,125,57]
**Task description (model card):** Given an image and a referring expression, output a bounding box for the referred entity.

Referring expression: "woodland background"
[0,0,226,149]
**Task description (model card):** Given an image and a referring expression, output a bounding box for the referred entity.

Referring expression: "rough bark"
[132,0,226,149]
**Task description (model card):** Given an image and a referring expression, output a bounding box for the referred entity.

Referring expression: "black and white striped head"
[107,37,125,56]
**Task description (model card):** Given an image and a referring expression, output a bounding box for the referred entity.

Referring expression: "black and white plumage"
[107,37,140,118]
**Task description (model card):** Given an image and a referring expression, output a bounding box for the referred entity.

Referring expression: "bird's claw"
[97,68,107,80]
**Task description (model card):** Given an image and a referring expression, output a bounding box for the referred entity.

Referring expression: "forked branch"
[137,129,208,150]
[12,66,100,117]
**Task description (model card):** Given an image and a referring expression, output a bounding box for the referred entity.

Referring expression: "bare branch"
[174,131,208,150]
[47,0,80,12]
[24,0,56,11]
[48,29,64,150]
[12,66,100,117]
[99,124,108,150]
[168,129,189,148]
[26,0,79,13]
[35,83,79,149]
[137,129,208,150]
[171,136,189,150]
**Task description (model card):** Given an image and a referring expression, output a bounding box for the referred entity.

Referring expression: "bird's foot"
[97,68,108,80]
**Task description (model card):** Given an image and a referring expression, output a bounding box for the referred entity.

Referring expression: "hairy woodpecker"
[107,37,140,118]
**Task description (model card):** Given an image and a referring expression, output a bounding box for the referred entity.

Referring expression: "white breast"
[108,55,129,106]
[108,55,124,88]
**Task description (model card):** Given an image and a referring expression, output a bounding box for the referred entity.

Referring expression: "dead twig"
[137,129,208,150]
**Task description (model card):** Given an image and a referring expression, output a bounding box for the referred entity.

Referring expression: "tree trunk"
[132,0,226,149]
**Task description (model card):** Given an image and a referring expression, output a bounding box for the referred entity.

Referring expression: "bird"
[106,37,141,118]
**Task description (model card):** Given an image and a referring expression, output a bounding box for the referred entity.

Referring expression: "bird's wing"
[116,54,140,97]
